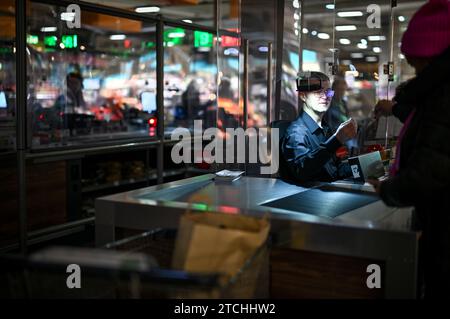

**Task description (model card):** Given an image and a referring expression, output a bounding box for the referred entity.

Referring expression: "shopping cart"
[0,229,269,299]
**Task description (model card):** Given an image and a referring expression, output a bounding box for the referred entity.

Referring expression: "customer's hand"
[367,179,381,195]
[335,118,358,144]
[374,100,394,119]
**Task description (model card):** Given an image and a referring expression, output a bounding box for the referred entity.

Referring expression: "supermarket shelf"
[26,139,161,162]
[0,217,95,254]
[81,168,187,193]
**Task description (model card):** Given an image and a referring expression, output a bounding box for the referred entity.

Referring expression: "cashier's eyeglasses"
[311,88,335,99]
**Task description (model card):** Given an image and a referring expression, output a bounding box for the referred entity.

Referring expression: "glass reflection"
[27,3,158,149]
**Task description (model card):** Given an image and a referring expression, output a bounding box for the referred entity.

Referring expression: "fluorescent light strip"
[373,47,381,53]
[135,6,160,13]
[350,53,364,58]
[357,43,368,49]
[110,34,126,40]
[335,25,357,31]
[60,12,75,22]
[41,27,57,32]
[337,11,363,17]
[368,35,386,41]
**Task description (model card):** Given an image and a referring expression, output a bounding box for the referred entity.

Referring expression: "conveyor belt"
[262,185,379,218]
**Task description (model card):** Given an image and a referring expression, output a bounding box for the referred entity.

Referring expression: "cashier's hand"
[367,179,381,195]
[374,100,394,119]
[335,118,358,144]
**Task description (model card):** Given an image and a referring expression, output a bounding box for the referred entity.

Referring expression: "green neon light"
[191,203,209,211]
[44,36,57,47]
[61,35,78,49]
[194,31,213,48]
[164,28,184,46]
[27,35,39,45]
[145,41,155,48]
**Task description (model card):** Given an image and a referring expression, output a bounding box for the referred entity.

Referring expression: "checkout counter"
[95,174,418,299]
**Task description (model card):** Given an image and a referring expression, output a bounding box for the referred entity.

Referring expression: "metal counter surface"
[95,174,418,298]
[97,174,413,231]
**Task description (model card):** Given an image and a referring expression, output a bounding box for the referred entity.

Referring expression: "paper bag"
[172,212,270,278]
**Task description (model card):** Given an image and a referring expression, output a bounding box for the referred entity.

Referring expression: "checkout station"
[3,0,438,302]
[96,159,418,298]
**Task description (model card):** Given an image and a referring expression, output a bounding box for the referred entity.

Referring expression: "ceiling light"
[368,35,386,41]
[41,27,57,32]
[366,56,378,62]
[335,25,357,31]
[60,12,75,22]
[337,11,363,17]
[311,30,318,36]
[357,43,368,49]
[182,19,192,24]
[339,38,351,45]
[350,52,364,59]
[398,16,405,22]
[373,47,381,53]
[326,4,335,10]
[302,28,309,34]
[168,31,185,38]
[294,13,300,20]
[110,34,126,40]
[135,6,160,13]
[318,33,330,40]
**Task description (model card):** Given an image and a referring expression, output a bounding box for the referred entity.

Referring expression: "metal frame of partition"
[11,0,252,254]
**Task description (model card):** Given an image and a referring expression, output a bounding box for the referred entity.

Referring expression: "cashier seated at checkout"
[280,71,357,184]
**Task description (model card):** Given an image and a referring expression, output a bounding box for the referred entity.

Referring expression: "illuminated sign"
[61,35,78,49]
[44,36,57,47]
[144,41,155,49]
[194,31,213,48]
[27,35,39,45]
[164,28,185,47]
[221,35,239,47]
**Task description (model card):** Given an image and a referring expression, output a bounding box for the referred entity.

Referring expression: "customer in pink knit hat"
[370,0,450,298]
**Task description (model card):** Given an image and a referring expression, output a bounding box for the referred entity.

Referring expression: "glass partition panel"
[0,0,16,152]
[331,0,426,154]
[163,27,217,137]
[27,2,157,149]
[299,0,425,156]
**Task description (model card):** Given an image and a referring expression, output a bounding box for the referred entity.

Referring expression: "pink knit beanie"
[401,0,450,58]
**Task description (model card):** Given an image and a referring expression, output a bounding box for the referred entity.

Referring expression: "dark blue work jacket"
[280,111,352,183]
